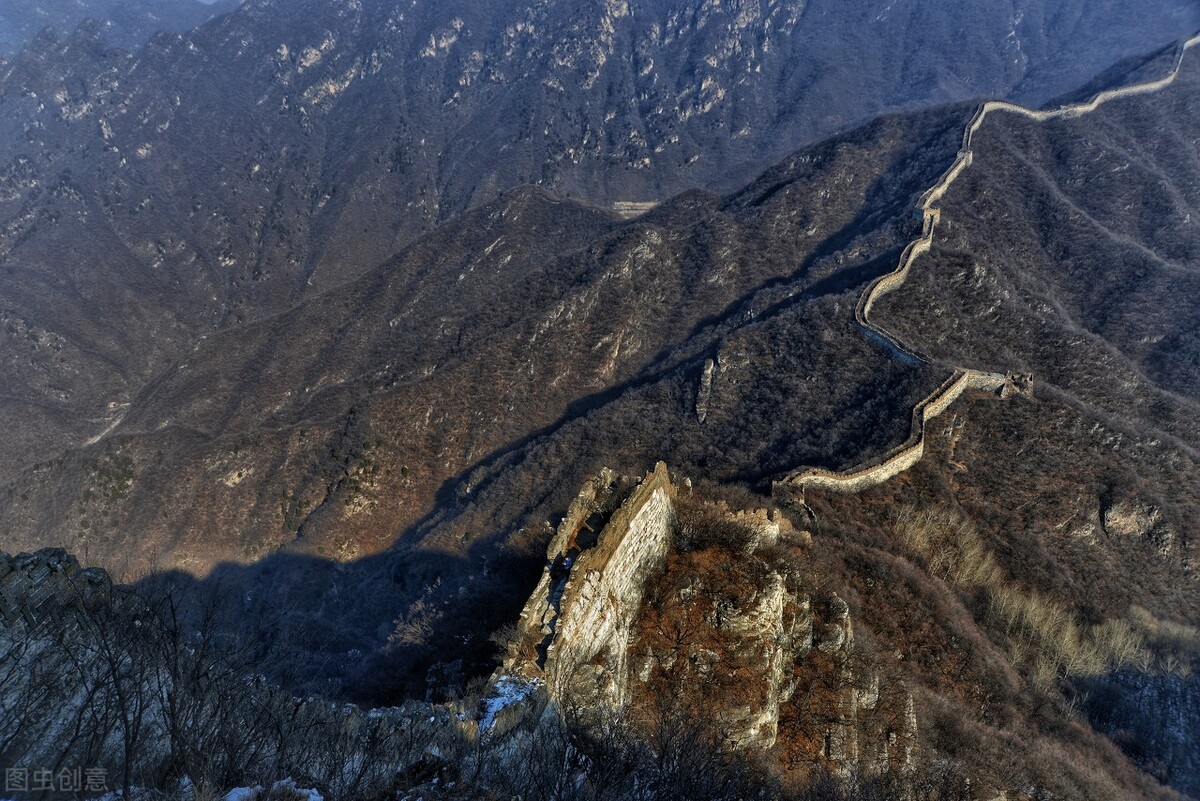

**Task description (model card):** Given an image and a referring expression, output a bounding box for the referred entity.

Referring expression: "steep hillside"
[0,0,232,58]
[812,34,1200,797]
[5,22,1200,721]
[794,388,1200,798]
[0,103,967,575]
[4,456,1186,800]
[874,36,1200,469]
[2,8,1200,797]
[0,0,1195,484]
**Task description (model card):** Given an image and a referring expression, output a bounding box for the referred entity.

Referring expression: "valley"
[1,2,1200,799]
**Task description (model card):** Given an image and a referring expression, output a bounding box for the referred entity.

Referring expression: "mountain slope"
[0,0,233,58]
[840,34,1200,796]
[0,102,970,573]
[875,36,1200,464]
[0,0,1196,485]
[1,10,1199,799]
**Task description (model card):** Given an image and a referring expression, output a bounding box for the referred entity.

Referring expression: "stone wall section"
[777,32,1200,498]
[502,467,625,669]
[776,370,1026,495]
[493,470,911,768]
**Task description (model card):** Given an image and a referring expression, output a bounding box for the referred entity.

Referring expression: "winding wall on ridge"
[775,31,1200,497]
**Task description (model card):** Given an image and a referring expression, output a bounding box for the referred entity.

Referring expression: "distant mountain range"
[0,0,1195,515]
[0,0,236,58]
[2,1,1200,796]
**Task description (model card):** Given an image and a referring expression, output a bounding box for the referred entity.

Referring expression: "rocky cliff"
[0,547,119,631]
[502,463,673,709]
[490,464,916,777]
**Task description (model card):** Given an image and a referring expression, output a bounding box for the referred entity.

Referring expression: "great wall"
[479,31,1200,760]
[3,30,1198,791]
[774,31,1200,498]
[497,464,673,706]
[494,38,1200,754]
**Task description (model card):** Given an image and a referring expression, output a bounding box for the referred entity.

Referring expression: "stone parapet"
[778,32,1200,499]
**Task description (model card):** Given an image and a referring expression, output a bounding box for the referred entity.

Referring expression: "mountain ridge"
[0,0,1196,493]
[775,29,1200,497]
[2,9,1200,798]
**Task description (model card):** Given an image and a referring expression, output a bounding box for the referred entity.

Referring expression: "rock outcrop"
[491,464,917,772]
[806,593,918,776]
[501,462,675,710]
[696,358,716,423]
[0,548,120,632]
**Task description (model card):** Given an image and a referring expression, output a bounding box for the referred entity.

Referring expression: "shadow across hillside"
[1070,671,1200,797]
[124,121,969,705]
[421,111,975,513]
[131,280,942,710]
[135,527,540,705]
[113,94,1017,711]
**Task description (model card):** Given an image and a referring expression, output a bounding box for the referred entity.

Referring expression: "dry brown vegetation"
[848,61,1200,796]
[2,21,1198,801]
[632,496,794,737]
[796,383,1200,798]
[895,504,1150,680]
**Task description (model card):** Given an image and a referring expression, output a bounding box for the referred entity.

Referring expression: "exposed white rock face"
[1104,498,1161,538]
[499,463,674,711]
[490,463,918,769]
[696,358,716,422]
[710,571,809,748]
[548,478,674,706]
[1102,496,1178,558]
[818,593,852,654]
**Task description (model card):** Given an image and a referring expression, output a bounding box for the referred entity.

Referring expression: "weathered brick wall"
[502,463,675,709]
[775,369,1015,495]
[547,475,673,706]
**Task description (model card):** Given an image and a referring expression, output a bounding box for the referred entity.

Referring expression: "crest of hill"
[0,101,969,574]
[0,0,233,58]
[873,35,1200,458]
[0,0,1196,496]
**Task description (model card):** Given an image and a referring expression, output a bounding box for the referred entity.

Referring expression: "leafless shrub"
[675,497,757,553]
[895,503,1149,678]
[895,506,1002,589]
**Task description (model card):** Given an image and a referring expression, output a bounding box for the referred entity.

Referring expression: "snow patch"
[224,779,323,801]
[480,675,541,731]
[224,789,259,801]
